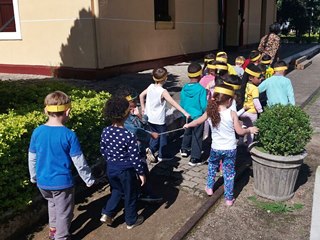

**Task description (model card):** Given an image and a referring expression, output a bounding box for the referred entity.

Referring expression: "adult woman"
[258,23,281,64]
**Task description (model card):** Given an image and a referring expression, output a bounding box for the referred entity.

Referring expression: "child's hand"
[150,132,159,139]
[185,113,191,119]
[248,126,259,135]
[183,123,189,129]
[243,106,250,111]
[86,179,96,187]
[139,175,146,186]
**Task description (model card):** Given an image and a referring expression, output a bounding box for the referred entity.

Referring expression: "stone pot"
[250,146,307,201]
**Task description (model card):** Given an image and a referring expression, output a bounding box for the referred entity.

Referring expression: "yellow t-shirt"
[244,82,259,113]
[227,63,238,75]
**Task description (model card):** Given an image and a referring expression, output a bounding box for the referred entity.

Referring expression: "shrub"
[0,85,111,217]
[255,104,313,156]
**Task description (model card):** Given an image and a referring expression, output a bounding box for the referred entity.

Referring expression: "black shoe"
[180,149,189,158]
[188,158,205,167]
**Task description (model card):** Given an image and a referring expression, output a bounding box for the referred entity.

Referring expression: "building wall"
[0,0,276,75]
[0,0,97,68]
[96,0,219,68]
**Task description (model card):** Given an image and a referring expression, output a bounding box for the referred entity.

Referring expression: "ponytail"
[207,98,220,127]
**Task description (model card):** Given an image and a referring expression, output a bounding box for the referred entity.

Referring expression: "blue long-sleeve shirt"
[258,75,295,106]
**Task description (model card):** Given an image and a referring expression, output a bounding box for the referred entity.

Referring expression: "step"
[296,60,312,70]
[295,55,307,66]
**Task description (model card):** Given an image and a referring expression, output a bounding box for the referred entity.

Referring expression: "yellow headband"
[223,81,241,90]
[204,58,214,63]
[207,64,216,70]
[274,66,288,72]
[188,69,202,78]
[245,68,261,78]
[261,59,272,64]
[46,103,71,112]
[214,87,234,97]
[217,51,227,57]
[215,64,228,71]
[216,57,227,63]
[251,54,261,62]
[125,95,137,102]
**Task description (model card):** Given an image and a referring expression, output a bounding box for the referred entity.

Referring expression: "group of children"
[28,48,295,239]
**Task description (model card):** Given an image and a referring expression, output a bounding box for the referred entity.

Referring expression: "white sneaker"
[127,215,144,229]
[146,148,156,163]
[100,214,113,225]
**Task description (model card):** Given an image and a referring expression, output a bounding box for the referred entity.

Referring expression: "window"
[0,0,21,40]
[154,0,174,30]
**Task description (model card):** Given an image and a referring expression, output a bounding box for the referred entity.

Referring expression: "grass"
[248,196,304,213]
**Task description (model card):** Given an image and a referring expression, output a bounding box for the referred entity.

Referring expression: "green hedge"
[0,81,111,217]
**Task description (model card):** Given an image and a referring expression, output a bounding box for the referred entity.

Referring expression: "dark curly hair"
[207,84,234,127]
[103,96,129,123]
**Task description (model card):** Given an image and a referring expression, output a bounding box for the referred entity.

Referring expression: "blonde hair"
[235,56,245,65]
[44,91,71,116]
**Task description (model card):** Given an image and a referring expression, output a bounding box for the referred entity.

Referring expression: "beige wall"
[0,0,97,68]
[96,0,219,68]
[0,0,277,71]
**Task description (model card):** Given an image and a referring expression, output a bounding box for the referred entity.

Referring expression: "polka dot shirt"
[100,126,144,174]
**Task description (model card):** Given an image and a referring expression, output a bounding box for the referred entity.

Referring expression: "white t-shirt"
[209,108,237,150]
[145,84,166,125]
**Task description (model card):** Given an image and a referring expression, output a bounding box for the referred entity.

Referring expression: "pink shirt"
[200,75,215,90]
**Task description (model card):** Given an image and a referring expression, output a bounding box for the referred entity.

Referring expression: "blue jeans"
[102,167,138,225]
[148,123,167,158]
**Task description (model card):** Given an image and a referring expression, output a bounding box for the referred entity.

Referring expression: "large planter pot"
[250,146,307,201]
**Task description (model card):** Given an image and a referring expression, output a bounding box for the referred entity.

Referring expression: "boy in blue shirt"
[258,60,295,106]
[180,63,208,166]
[28,91,95,240]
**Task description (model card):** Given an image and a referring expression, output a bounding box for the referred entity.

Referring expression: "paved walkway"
[2,43,320,240]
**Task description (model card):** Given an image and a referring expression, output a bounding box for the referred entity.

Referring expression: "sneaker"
[226,199,235,206]
[180,149,189,158]
[157,156,173,162]
[100,214,113,225]
[127,215,144,229]
[139,194,163,203]
[146,148,157,163]
[205,186,213,196]
[188,158,205,167]
[48,227,56,240]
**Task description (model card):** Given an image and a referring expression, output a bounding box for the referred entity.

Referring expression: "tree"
[277,0,309,37]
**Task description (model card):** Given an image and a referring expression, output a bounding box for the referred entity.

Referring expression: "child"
[258,60,295,106]
[183,84,258,205]
[180,63,208,166]
[260,54,274,79]
[202,53,216,76]
[28,91,95,240]
[116,86,162,202]
[240,64,264,145]
[233,56,245,78]
[242,50,261,69]
[200,60,216,98]
[100,96,146,229]
[216,51,237,76]
[214,61,229,85]
[223,75,247,116]
[140,67,190,162]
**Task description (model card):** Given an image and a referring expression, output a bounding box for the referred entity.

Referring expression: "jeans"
[102,168,138,225]
[148,122,167,158]
[181,122,204,159]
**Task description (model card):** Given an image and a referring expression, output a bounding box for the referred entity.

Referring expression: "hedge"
[0,81,111,217]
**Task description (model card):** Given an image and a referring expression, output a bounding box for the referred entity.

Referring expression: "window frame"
[0,0,21,40]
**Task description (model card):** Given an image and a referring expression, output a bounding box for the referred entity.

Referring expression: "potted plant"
[250,104,313,201]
